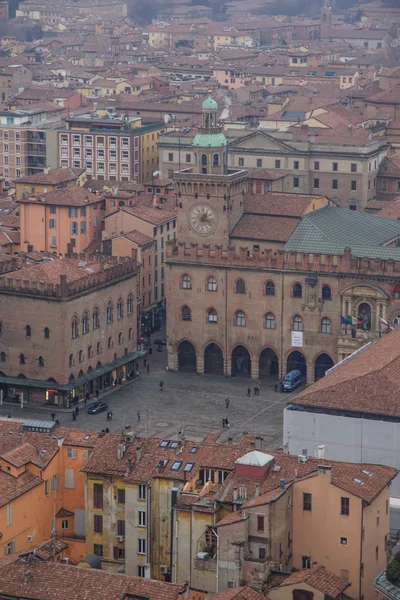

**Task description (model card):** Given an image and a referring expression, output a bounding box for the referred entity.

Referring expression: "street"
[0,346,287,448]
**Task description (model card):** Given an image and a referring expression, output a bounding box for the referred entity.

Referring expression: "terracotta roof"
[291,327,400,419]
[18,186,100,207]
[217,510,249,527]
[2,256,113,285]
[56,507,75,518]
[277,566,350,598]
[243,193,323,218]
[247,169,286,181]
[231,214,298,242]
[121,230,154,246]
[17,167,84,186]
[379,153,400,177]
[376,198,400,219]
[1,442,44,468]
[26,538,69,561]
[121,202,177,226]
[0,559,183,600]
[0,469,42,507]
[210,585,266,600]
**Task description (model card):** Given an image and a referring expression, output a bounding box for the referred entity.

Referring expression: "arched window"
[208,308,218,323]
[207,276,217,292]
[93,306,100,329]
[44,327,50,339]
[293,314,303,331]
[118,332,122,344]
[127,294,133,315]
[293,283,302,298]
[182,306,191,321]
[265,281,275,296]
[265,312,276,329]
[108,336,112,349]
[321,317,331,334]
[88,345,92,358]
[107,300,114,324]
[71,316,78,339]
[97,342,101,355]
[235,310,246,327]
[322,285,332,301]
[82,311,89,334]
[38,356,44,367]
[69,354,74,367]
[201,154,207,166]
[79,350,83,363]
[19,354,25,364]
[235,279,246,294]
[182,274,192,290]
[26,325,31,338]
[117,297,123,320]
[213,153,219,167]
[0,352,6,362]
[128,327,133,340]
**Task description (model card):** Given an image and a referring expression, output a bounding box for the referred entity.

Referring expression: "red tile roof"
[277,566,350,598]
[0,469,42,507]
[18,185,100,206]
[231,214,299,242]
[210,585,266,600]
[0,559,183,600]
[244,193,325,217]
[291,327,400,418]
[17,167,84,186]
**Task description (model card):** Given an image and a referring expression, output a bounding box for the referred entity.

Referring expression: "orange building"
[18,185,103,255]
[0,419,99,564]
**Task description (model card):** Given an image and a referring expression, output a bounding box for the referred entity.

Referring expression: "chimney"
[227,437,233,444]
[233,487,238,502]
[136,446,141,462]
[117,443,126,460]
[255,483,260,498]
[317,444,325,459]
[44,166,50,175]
[125,458,132,476]
[317,464,332,481]
[279,478,285,489]
[255,436,263,450]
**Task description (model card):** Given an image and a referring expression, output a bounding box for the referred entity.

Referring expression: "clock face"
[188,203,217,236]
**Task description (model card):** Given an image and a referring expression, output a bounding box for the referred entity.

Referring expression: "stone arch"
[259,347,279,379]
[204,342,224,375]
[231,344,251,377]
[178,340,196,371]
[286,350,307,380]
[314,353,334,381]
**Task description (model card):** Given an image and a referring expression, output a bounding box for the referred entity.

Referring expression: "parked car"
[154,338,167,345]
[137,337,149,345]
[87,401,108,414]
[280,370,302,392]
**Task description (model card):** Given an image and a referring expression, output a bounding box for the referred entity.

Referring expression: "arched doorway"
[259,348,279,379]
[231,345,251,377]
[286,351,307,380]
[204,343,224,375]
[178,341,196,371]
[314,353,334,381]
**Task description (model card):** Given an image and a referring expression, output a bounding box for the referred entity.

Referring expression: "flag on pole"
[346,314,362,326]
[340,315,348,326]
[380,317,393,332]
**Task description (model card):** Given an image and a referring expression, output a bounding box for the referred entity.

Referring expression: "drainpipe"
[359,507,364,600]
[212,528,219,592]
[225,268,228,376]
[280,271,284,380]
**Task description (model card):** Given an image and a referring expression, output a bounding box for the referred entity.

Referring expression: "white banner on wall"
[291,331,303,348]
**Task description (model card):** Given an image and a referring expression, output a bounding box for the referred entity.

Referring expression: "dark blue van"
[280,370,302,392]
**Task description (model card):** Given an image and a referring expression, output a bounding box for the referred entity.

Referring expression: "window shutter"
[113,546,119,560]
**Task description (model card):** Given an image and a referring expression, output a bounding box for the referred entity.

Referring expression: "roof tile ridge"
[301,210,331,242]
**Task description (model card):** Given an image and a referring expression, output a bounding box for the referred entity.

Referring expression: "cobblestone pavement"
[0,345,289,450]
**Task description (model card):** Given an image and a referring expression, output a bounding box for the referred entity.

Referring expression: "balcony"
[28,149,46,156]
[338,326,384,354]
[28,134,46,144]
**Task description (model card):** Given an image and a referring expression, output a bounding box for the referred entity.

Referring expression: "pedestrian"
[225,397,230,409]
[109,411,113,421]
[75,405,79,415]
[84,393,89,406]
[257,383,261,395]
[254,385,257,396]
[147,363,150,374]
[222,417,225,428]
[95,389,99,399]
[51,411,55,421]
[137,410,141,422]
[72,411,76,421]
[247,386,251,397]
[144,358,147,368]
[274,383,278,392]
[225,417,229,428]
[159,380,164,391]
[136,367,140,377]
[105,428,110,434]
[7,412,11,419]
[55,419,60,427]
[149,346,153,355]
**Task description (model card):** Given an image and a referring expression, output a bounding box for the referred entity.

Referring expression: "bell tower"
[174,93,247,246]
[320,0,332,39]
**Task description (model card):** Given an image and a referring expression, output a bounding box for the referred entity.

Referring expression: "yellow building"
[15,167,86,201]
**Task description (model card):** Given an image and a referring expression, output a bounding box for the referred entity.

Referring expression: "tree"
[386,553,400,586]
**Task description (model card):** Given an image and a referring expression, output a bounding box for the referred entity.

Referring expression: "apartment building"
[0,105,65,189]
[15,166,86,201]
[54,113,166,184]
[0,64,32,104]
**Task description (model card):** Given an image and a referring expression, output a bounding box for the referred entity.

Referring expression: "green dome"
[202,94,218,110]
[193,132,226,148]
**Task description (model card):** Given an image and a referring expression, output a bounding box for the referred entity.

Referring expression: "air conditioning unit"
[116,535,125,542]
[160,565,169,574]
[298,454,307,463]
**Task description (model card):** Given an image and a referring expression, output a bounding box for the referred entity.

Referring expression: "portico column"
[196,353,204,374]
[168,350,178,371]
[251,359,259,381]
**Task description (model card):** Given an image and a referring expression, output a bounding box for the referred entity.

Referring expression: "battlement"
[166,240,400,277]
[0,253,138,299]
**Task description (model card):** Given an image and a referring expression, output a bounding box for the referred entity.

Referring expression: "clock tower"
[174,93,247,246]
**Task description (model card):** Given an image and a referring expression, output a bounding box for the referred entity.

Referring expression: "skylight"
[353,477,364,484]
[170,441,179,449]
[184,462,194,472]
[84,435,91,440]
[190,446,197,454]
[361,469,371,476]
[160,440,169,448]
[171,461,182,471]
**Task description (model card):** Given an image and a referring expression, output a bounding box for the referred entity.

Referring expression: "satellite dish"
[164,114,171,124]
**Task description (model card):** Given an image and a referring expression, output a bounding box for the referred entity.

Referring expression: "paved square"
[0,348,287,450]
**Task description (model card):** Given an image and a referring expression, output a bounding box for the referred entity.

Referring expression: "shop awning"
[0,350,145,392]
